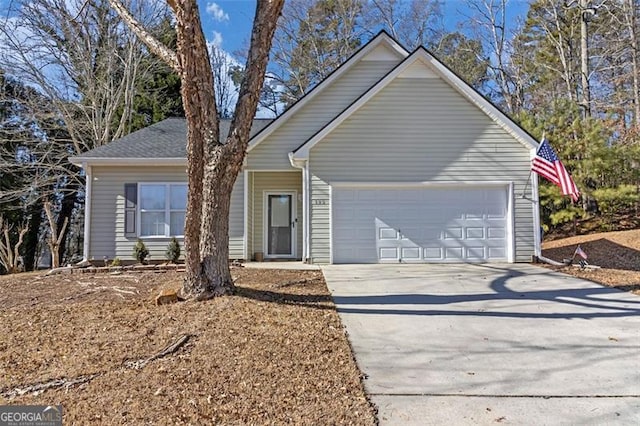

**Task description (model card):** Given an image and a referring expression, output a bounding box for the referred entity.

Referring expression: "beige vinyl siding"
[228,178,244,259]
[308,77,535,263]
[251,171,302,259]
[246,171,253,260]
[89,166,244,261]
[310,174,331,263]
[247,60,401,170]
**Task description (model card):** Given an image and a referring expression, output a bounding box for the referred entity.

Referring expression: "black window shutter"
[124,184,137,235]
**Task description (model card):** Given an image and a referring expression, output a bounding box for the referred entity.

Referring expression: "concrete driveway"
[322,264,640,425]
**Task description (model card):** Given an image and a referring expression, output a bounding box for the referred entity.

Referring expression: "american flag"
[532,139,579,202]
[574,245,588,260]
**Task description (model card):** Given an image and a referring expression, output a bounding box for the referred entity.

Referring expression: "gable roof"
[70,118,272,166]
[291,47,539,161]
[246,30,409,153]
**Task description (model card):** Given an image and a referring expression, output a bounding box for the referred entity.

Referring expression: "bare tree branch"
[108,0,179,73]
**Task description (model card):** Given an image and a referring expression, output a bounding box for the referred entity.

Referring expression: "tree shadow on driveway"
[330,265,640,319]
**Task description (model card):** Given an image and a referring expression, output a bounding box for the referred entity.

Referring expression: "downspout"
[530,149,542,261]
[243,169,249,260]
[289,152,309,262]
[303,161,310,263]
[531,173,560,266]
[83,164,92,262]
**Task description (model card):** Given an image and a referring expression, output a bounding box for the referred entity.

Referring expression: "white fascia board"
[247,32,408,153]
[69,157,187,167]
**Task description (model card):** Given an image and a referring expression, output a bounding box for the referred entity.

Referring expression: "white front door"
[264,192,296,258]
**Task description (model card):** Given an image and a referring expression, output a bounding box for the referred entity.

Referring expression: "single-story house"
[70,31,541,264]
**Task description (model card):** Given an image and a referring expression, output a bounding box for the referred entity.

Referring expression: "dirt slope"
[0,268,376,424]
[542,229,640,294]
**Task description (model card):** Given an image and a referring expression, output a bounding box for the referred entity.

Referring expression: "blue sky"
[198,0,532,57]
[0,0,531,57]
[198,0,256,54]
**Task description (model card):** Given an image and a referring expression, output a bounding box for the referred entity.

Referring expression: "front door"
[265,192,296,258]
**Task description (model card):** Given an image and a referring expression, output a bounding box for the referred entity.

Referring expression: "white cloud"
[205,2,229,22]
[211,30,223,47]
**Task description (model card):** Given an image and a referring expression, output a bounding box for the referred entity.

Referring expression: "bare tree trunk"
[55,184,78,265]
[198,149,234,297]
[467,0,517,113]
[627,0,640,127]
[0,217,28,274]
[197,0,285,298]
[44,202,69,269]
[23,201,43,271]
[110,0,284,299]
[169,0,219,297]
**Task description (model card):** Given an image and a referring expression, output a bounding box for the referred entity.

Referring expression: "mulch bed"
[542,229,640,295]
[0,268,376,424]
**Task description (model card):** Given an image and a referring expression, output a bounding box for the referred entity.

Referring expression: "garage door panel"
[401,247,421,260]
[379,247,398,260]
[332,186,509,263]
[424,247,443,260]
[487,227,506,239]
[466,246,486,260]
[444,228,463,239]
[444,247,464,260]
[379,227,398,240]
[466,227,485,239]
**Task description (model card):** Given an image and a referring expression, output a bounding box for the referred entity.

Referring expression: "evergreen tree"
[433,32,489,90]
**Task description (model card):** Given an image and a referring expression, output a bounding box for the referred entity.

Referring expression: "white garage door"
[332,186,510,263]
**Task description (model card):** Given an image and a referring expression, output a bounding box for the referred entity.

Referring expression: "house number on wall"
[312,199,328,206]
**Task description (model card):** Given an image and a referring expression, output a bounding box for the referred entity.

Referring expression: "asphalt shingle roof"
[75,118,273,159]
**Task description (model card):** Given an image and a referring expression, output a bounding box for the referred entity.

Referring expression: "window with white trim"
[139,184,187,237]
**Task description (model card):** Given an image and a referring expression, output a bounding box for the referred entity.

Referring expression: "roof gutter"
[69,156,187,167]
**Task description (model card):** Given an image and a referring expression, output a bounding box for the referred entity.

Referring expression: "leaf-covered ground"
[0,268,376,424]
[542,229,640,295]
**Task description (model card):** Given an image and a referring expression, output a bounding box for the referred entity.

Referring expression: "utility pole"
[567,0,596,118]
[580,0,591,117]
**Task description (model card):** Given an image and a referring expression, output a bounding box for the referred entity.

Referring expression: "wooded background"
[1,0,638,273]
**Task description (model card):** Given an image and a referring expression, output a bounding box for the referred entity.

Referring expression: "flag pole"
[521,133,544,199]
[521,170,533,198]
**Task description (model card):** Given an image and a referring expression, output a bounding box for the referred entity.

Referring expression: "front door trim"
[263,191,297,259]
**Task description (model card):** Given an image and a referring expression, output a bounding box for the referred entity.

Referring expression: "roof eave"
[69,156,187,167]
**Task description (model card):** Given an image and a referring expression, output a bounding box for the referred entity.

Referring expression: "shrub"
[165,237,181,263]
[133,239,150,264]
[110,257,122,267]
